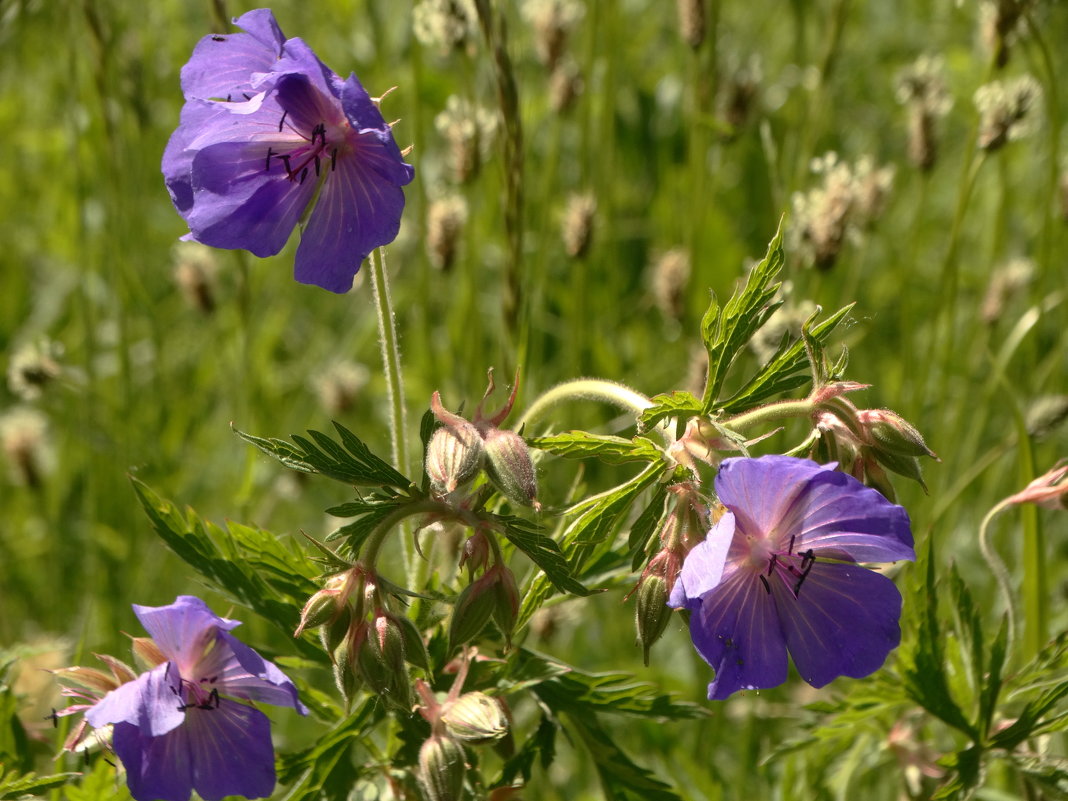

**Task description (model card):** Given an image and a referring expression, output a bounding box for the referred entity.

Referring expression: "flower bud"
[295,582,346,637]
[449,571,500,651]
[442,692,510,744]
[390,610,431,671]
[427,424,485,495]
[357,612,411,707]
[857,409,936,459]
[676,0,705,49]
[635,573,672,667]
[459,532,491,577]
[491,566,520,645]
[419,733,467,801]
[332,619,363,701]
[483,429,539,509]
[562,192,596,259]
[320,606,354,656]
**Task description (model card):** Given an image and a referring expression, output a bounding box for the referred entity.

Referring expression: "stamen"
[212,35,226,42]
[759,574,771,594]
[793,555,816,595]
[788,535,796,554]
[330,148,337,171]
[226,94,232,102]
[198,688,220,710]
[299,167,309,184]
[314,155,321,176]
[278,110,288,133]
[242,93,252,100]
[280,154,292,175]
[46,708,59,728]
[767,554,777,576]
[265,147,274,172]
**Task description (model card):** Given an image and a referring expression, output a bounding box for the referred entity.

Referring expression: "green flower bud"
[427,422,485,494]
[331,619,363,701]
[389,611,431,671]
[858,409,936,459]
[442,692,510,744]
[635,573,672,667]
[491,566,520,645]
[357,613,411,708]
[419,733,467,801]
[448,572,498,651]
[484,429,539,509]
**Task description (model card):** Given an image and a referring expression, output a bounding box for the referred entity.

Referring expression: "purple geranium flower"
[669,455,915,700]
[86,596,307,801]
[162,9,415,293]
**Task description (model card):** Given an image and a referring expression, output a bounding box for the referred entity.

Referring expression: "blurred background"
[1,0,1065,797]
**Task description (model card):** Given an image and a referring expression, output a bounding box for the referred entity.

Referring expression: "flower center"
[264,112,339,186]
[170,675,221,713]
[753,534,818,599]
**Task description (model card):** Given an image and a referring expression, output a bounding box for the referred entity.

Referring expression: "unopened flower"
[1004,460,1068,510]
[676,0,706,49]
[895,55,952,171]
[521,0,584,70]
[0,407,53,488]
[791,153,893,269]
[82,596,306,801]
[413,0,479,55]
[163,9,415,293]
[427,194,468,271]
[975,74,1042,151]
[650,248,691,322]
[6,340,62,401]
[435,96,498,183]
[562,192,596,259]
[670,456,914,700]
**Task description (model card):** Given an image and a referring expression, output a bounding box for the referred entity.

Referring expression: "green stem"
[368,247,409,479]
[723,398,815,433]
[977,500,1018,655]
[360,500,448,571]
[515,378,655,430]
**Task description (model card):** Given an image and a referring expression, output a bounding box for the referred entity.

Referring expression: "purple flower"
[669,455,915,700]
[162,9,415,293]
[85,596,307,801]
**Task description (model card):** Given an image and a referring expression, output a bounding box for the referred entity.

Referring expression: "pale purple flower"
[85,596,307,801]
[163,9,414,293]
[669,455,914,700]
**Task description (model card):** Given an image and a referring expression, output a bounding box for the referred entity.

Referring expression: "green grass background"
[1,0,1066,798]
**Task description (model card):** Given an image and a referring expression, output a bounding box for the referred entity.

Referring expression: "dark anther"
[793,558,816,596]
[242,93,252,100]
[226,94,232,102]
[278,110,288,132]
[83,750,90,767]
[724,637,733,648]
[212,35,226,42]
[801,549,815,568]
[104,758,116,768]
[280,154,292,175]
[788,535,796,554]
[299,167,309,184]
[265,147,274,172]
[331,148,337,171]
[198,688,220,710]
[759,574,771,594]
[314,155,321,176]
[46,708,59,728]
[767,554,777,576]
[169,685,180,696]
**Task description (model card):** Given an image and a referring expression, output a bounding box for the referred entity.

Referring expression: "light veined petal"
[112,721,195,801]
[668,512,734,610]
[134,596,240,669]
[184,700,276,801]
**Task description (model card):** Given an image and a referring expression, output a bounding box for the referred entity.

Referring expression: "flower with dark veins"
[85,596,306,801]
[669,455,915,700]
[163,9,414,293]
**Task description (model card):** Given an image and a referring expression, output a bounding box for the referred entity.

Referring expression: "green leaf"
[517,464,664,630]
[637,391,702,433]
[234,422,411,489]
[494,514,590,597]
[900,540,978,739]
[61,759,132,801]
[324,491,413,559]
[0,770,81,800]
[131,479,324,663]
[628,484,668,570]
[528,431,662,465]
[978,615,1008,740]
[716,303,853,413]
[276,700,383,800]
[700,221,785,412]
[990,678,1068,750]
[1013,753,1068,799]
[559,712,683,801]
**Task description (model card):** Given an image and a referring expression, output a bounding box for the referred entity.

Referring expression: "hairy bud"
[442,692,510,744]
[357,613,412,707]
[419,733,467,801]
[484,429,539,509]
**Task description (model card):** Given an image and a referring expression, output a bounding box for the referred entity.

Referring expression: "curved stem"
[723,398,815,433]
[977,500,1017,655]
[515,378,655,431]
[359,500,449,571]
